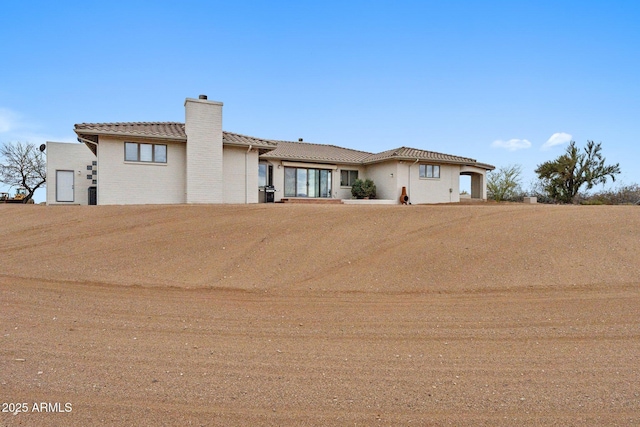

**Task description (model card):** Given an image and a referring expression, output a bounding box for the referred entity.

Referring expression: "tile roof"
[75,122,186,140]
[74,122,277,151]
[260,140,373,164]
[223,132,278,151]
[362,146,477,165]
[73,123,492,169]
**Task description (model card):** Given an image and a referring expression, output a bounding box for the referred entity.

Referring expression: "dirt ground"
[1,203,639,426]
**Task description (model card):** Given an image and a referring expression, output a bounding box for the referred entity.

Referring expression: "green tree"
[0,142,47,203]
[535,141,620,204]
[487,164,523,202]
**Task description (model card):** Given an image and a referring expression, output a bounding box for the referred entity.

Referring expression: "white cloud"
[0,108,20,133]
[491,138,532,151]
[541,132,572,150]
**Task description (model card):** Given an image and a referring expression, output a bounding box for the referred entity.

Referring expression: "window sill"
[124,161,167,166]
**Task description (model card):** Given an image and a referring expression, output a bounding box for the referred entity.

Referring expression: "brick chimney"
[184,95,223,203]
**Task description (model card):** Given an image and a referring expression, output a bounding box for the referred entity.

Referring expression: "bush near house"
[351,179,376,199]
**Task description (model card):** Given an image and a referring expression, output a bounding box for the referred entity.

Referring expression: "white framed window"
[340,169,359,187]
[124,142,167,163]
[419,164,440,179]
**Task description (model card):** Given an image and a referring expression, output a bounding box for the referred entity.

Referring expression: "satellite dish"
[39,144,46,152]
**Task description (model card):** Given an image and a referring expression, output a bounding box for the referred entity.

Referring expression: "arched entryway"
[460,166,488,200]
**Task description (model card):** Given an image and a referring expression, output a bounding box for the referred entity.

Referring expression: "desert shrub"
[351,178,376,199]
[580,199,605,205]
[487,165,523,202]
[577,183,640,205]
[526,179,556,204]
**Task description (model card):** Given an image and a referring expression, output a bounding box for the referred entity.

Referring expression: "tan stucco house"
[46,95,493,205]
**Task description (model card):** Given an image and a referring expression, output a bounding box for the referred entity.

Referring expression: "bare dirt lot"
[1,203,639,426]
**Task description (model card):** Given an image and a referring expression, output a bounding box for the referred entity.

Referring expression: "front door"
[56,170,74,202]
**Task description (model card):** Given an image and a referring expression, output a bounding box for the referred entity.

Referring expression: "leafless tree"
[0,142,46,203]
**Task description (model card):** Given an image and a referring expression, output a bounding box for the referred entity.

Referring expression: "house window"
[258,163,273,187]
[259,164,267,187]
[419,164,440,179]
[124,142,167,163]
[340,170,358,187]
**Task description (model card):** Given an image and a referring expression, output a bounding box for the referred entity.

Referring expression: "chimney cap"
[199,94,208,100]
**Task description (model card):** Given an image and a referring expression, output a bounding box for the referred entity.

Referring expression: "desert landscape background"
[1,203,639,426]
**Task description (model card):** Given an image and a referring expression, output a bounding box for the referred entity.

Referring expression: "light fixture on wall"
[390,173,394,177]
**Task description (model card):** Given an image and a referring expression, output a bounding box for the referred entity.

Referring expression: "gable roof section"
[74,122,277,154]
[362,146,477,165]
[260,140,373,164]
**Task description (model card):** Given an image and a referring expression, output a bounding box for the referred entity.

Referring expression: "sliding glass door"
[284,167,332,198]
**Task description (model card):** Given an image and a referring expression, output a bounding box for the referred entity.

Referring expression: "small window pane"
[296,169,307,197]
[125,142,138,161]
[340,170,349,186]
[284,168,296,197]
[350,170,358,185]
[433,165,440,178]
[154,145,167,163]
[140,144,153,162]
[258,164,267,187]
[320,169,330,197]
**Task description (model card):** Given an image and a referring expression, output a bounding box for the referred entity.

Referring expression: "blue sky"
[1,0,639,201]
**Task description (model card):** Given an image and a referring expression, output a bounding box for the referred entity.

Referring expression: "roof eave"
[73,128,187,143]
[362,156,475,166]
[258,154,367,165]
[223,141,278,152]
[471,162,495,171]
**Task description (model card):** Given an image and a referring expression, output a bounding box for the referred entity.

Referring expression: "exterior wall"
[363,161,461,204]
[46,142,96,205]
[223,146,259,203]
[336,165,366,199]
[364,161,399,202]
[97,137,186,205]
[406,163,461,204]
[364,161,462,204]
[185,98,223,203]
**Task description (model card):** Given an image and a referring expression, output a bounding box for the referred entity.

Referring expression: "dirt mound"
[1,204,639,426]
[2,204,638,292]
